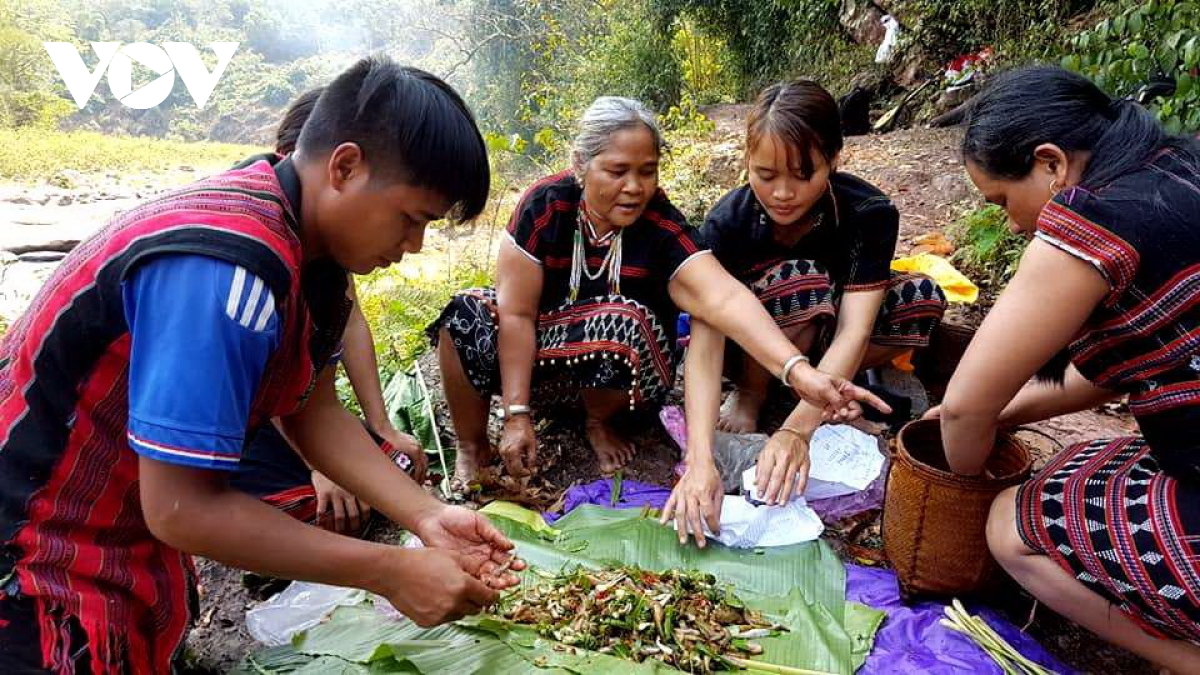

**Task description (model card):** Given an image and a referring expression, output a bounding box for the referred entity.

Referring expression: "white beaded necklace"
[569,207,622,301]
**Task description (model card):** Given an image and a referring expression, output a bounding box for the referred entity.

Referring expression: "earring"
[1049,178,1062,194]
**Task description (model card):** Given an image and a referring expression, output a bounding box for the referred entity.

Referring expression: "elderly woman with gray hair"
[429,96,888,485]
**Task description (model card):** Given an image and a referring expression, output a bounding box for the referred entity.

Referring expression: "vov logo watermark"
[43,42,239,110]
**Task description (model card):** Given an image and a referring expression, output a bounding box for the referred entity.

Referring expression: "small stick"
[723,655,835,675]
[493,558,515,576]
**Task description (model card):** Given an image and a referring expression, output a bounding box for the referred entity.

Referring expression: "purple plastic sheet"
[847,564,1073,674]
[809,465,888,522]
[546,478,1073,674]
[543,478,673,523]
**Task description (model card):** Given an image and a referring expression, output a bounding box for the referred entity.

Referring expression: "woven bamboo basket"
[883,418,1033,599]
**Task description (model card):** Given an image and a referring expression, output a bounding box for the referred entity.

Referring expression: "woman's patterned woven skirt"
[1016,437,1200,642]
[427,288,676,410]
[748,259,947,347]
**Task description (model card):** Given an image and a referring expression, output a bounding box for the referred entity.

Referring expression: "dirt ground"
[21,110,1132,667]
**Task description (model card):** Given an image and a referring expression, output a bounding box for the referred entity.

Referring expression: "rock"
[935,86,974,115]
[57,195,74,206]
[18,251,66,263]
[179,165,195,172]
[840,0,887,46]
[931,173,969,204]
[0,260,59,323]
[911,232,955,256]
[49,169,83,190]
[893,56,926,88]
[840,87,874,136]
[701,142,743,186]
[3,240,80,256]
[7,196,33,205]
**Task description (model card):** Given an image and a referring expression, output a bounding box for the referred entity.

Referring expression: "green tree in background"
[1065,0,1200,134]
[0,0,76,128]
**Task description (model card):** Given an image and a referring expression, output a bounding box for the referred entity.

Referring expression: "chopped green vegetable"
[497,565,783,672]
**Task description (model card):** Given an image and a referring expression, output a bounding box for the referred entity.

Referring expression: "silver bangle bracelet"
[497,404,532,421]
[779,353,810,387]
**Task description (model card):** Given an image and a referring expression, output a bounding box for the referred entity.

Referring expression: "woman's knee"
[987,485,1036,564]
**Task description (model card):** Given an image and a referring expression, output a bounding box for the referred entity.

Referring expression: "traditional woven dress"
[1016,147,1200,642]
[428,170,708,409]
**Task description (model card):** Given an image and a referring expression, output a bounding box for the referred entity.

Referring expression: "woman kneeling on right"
[935,66,1200,672]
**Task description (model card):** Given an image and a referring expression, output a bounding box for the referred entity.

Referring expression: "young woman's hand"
[661,461,723,548]
[789,365,891,419]
[755,428,812,505]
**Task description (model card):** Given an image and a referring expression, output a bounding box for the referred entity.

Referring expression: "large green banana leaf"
[237,504,882,674]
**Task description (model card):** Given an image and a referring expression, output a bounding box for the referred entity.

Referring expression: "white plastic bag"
[712,431,768,492]
[876,15,901,64]
[245,582,367,646]
[245,536,422,645]
[742,424,885,502]
[715,496,824,548]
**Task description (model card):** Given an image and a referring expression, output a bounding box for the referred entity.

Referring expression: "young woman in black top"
[664,81,945,536]
[430,96,888,487]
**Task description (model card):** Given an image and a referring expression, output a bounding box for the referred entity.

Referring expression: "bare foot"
[453,443,492,484]
[585,418,634,476]
[717,389,764,433]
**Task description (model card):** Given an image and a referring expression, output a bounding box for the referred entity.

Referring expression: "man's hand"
[312,470,370,534]
[373,548,502,627]
[755,428,812,505]
[661,460,724,548]
[497,417,538,478]
[376,425,427,481]
[413,504,525,589]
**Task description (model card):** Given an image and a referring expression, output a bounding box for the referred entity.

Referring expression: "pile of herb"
[497,566,784,672]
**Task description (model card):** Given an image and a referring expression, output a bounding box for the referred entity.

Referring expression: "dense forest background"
[4,0,1197,155]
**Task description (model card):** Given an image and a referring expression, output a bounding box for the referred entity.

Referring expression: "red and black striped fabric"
[1017,437,1200,642]
[1035,148,1200,481]
[503,170,706,342]
[0,157,332,673]
[746,259,946,348]
[428,288,676,408]
[1015,147,1200,642]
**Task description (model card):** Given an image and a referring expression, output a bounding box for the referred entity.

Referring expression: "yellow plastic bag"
[891,253,979,304]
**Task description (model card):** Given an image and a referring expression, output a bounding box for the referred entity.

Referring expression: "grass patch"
[355,249,496,380]
[950,204,1027,289]
[0,128,262,181]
